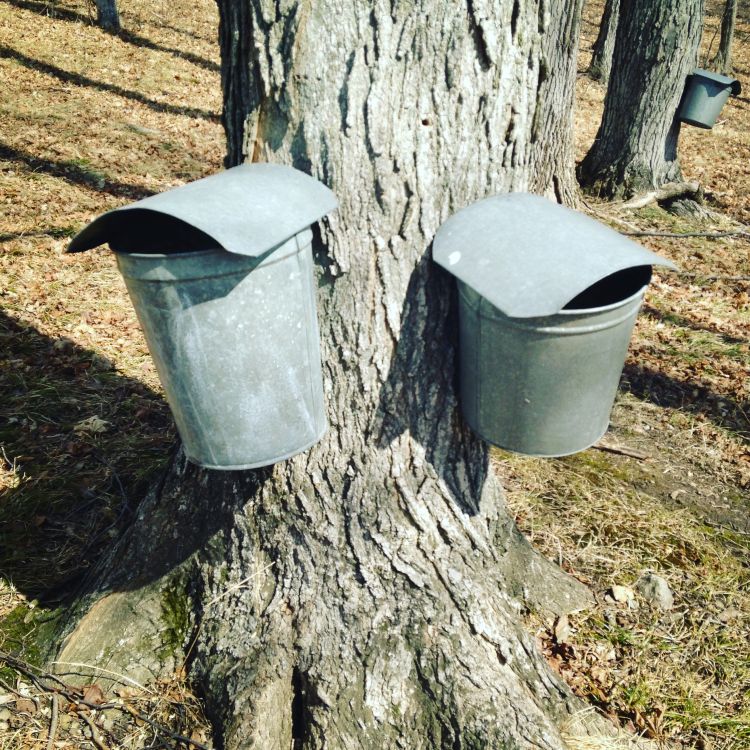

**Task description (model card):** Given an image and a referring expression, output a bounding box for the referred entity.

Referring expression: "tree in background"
[712,0,738,75]
[51,1,637,748]
[93,0,120,32]
[579,0,705,199]
[588,0,620,83]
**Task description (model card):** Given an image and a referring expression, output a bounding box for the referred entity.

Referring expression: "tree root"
[619,181,701,210]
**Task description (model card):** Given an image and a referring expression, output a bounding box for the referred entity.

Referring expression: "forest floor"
[0,0,747,748]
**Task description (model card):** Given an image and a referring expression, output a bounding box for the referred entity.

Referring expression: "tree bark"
[588,0,619,83]
[94,0,120,32]
[712,0,737,75]
[578,0,705,199]
[53,1,611,748]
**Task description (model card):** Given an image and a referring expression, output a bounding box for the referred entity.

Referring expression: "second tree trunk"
[578,0,705,199]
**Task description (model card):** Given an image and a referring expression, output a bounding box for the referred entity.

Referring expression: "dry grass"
[0,0,748,748]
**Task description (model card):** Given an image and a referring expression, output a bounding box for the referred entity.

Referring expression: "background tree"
[588,0,620,83]
[578,0,705,199]
[712,0,738,75]
[51,1,627,748]
[93,0,120,32]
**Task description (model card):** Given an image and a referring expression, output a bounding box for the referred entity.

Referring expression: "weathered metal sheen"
[679,69,742,129]
[434,193,676,457]
[68,165,337,469]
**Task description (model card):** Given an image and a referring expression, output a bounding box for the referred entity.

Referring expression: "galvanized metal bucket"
[433,193,676,457]
[457,270,650,457]
[679,69,742,129]
[114,232,325,469]
[68,164,337,470]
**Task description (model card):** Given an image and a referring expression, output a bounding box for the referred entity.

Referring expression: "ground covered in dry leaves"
[0,0,748,748]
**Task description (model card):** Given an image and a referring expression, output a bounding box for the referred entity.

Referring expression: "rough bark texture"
[712,0,737,75]
[94,0,120,32]
[578,0,705,199]
[54,2,609,748]
[588,0,619,83]
[531,0,585,205]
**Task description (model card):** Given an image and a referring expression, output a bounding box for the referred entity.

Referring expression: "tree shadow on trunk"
[374,255,490,517]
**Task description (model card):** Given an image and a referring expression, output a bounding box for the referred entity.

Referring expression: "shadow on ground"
[0,45,220,122]
[1,0,220,71]
[0,309,173,605]
[622,362,749,439]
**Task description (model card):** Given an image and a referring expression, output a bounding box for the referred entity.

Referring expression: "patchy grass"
[497,433,750,750]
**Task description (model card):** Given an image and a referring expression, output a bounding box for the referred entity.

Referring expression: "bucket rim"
[460,281,650,319]
[560,281,649,315]
[112,246,224,260]
[111,229,308,261]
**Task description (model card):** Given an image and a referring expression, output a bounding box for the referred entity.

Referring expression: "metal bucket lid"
[691,69,742,96]
[67,163,338,257]
[433,193,677,318]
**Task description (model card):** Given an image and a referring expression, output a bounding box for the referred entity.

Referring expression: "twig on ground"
[80,710,108,750]
[619,181,701,210]
[46,692,59,750]
[593,441,650,461]
[622,230,750,240]
[674,273,750,281]
[0,651,210,750]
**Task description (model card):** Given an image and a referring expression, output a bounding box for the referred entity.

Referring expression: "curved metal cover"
[67,163,338,257]
[692,68,742,97]
[433,193,677,318]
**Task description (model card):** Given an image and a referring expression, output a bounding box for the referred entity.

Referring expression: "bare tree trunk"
[588,0,620,83]
[531,0,585,205]
[53,1,614,748]
[578,0,705,199]
[94,0,120,32]
[712,0,737,75]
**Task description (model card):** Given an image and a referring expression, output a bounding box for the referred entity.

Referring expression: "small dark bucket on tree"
[678,69,742,129]
[67,164,338,470]
[433,194,676,457]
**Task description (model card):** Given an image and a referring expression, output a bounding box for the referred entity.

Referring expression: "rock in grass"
[636,572,674,610]
[609,585,636,607]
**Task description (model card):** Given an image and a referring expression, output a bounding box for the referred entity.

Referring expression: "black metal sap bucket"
[68,164,338,470]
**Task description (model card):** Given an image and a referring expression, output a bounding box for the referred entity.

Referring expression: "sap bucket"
[433,194,676,457]
[68,164,338,470]
[679,69,742,129]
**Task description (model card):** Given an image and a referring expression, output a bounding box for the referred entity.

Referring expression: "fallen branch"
[593,440,650,460]
[622,229,750,240]
[619,181,701,210]
[46,693,59,750]
[673,273,750,281]
[80,711,108,750]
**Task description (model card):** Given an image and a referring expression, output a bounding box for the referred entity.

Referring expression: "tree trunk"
[588,0,620,83]
[578,0,705,199]
[94,0,120,32]
[712,0,737,75]
[53,1,614,748]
